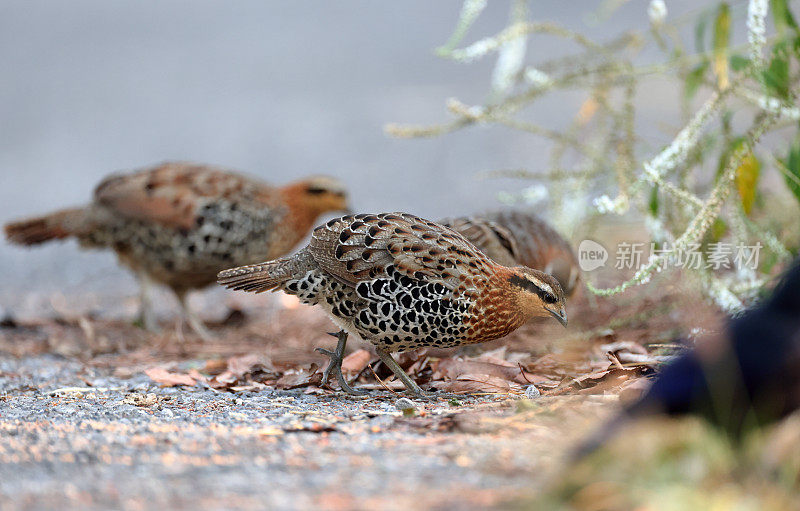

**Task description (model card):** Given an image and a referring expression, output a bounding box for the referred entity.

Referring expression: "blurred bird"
[572,259,800,460]
[218,212,567,397]
[4,162,350,338]
[440,210,579,296]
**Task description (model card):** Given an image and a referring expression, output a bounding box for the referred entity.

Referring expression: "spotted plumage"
[4,162,350,336]
[440,210,580,295]
[219,212,567,395]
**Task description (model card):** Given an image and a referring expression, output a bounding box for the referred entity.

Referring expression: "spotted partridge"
[440,210,580,296]
[218,212,567,396]
[5,162,350,338]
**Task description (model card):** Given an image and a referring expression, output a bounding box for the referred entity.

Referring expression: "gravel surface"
[0,353,608,511]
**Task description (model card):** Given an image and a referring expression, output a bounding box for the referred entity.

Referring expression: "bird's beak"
[545,305,568,328]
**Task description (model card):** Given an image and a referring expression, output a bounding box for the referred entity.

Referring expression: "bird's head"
[284,176,351,216]
[506,267,568,327]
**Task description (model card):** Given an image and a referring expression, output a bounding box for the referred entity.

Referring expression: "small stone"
[524,385,541,399]
[394,397,416,413]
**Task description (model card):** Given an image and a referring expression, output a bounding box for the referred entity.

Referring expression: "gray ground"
[0,353,607,511]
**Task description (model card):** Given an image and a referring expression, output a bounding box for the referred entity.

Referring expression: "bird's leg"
[315,330,367,396]
[175,289,213,341]
[136,271,160,333]
[375,348,445,399]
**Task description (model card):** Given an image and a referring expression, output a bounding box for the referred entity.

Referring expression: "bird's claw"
[315,331,368,396]
[314,347,337,387]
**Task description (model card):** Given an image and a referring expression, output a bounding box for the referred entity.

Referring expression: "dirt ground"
[0,271,747,511]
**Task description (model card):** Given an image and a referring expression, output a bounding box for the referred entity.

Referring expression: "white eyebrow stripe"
[528,277,554,296]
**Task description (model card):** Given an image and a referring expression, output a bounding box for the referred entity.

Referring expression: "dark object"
[573,259,800,459]
[0,314,17,329]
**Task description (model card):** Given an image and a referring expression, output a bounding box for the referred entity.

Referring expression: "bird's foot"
[134,307,161,333]
[315,331,367,396]
[373,348,455,400]
[186,314,214,342]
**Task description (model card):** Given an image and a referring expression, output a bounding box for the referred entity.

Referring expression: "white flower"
[747,0,769,65]
[708,279,744,313]
[644,215,672,243]
[593,194,629,215]
[521,184,549,204]
[523,67,553,90]
[648,0,667,26]
[492,35,527,94]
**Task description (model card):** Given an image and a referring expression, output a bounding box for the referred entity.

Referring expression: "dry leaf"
[145,368,196,387]
[436,358,548,385]
[209,354,278,389]
[275,365,322,389]
[203,358,228,375]
[226,354,258,374]
[341,349,372,374]
[436,374,521,394]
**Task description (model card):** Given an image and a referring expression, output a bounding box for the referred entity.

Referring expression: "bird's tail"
[217,255,301,294]
[4,207,91,245]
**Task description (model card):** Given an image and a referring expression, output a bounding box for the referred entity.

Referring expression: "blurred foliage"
[387,0,800,312]
[781,132,800,202]
[516,415,800,511]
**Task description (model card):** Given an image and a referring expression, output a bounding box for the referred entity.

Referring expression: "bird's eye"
[306,187,328,195]
[543,293,557,304]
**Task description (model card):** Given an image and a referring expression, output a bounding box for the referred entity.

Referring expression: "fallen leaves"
[435,358,546,385]
[145,368,197,387]
[435,374,521,395]
[341,349,372,374]
[144,355,323,391]
[209,354,278,389]
[141,334,676,399]
[275,365,322,389]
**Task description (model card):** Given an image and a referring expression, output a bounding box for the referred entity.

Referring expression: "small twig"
[47,387,123,395]
[606,351,625,370]
[368,364,400,396]
[517,363,534,384]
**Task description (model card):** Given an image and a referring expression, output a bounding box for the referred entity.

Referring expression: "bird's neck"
[279,185,322,242]
[464,267,528,344]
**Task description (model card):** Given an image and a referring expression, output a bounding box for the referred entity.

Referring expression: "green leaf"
[695,9,710,53]
[649,185,659,216]
[735,148,760,215]
[713,3,731,89]
[781,136,800,205]
[761,47,790,99]
[710,218,728,242]
[729,54,750,72]
[715,136,760,215]
[685,60,709,100]
[772,0,799,38]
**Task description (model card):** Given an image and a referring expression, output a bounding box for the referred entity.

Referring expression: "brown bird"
[440,210,580,296]
[4,162,350,338]
[218,212,567,397]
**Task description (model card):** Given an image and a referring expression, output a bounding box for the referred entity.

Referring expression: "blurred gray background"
[0,1,697,317]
